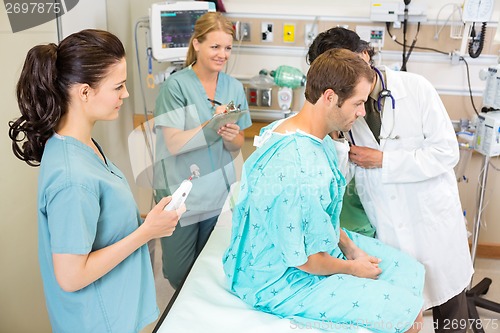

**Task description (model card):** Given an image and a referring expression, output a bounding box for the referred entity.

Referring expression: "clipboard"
[177,109,249,153]
[202,109,249,133]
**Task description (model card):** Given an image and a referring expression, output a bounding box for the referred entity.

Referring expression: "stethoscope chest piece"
[377,88,395,111]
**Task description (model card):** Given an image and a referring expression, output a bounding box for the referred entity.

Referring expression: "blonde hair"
[185,12,234,66]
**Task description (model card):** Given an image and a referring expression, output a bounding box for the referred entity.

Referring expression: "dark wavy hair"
[8,29,125,166]
[307,27,375,66]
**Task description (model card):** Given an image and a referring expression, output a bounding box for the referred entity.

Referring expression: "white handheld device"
[164,180,192,211]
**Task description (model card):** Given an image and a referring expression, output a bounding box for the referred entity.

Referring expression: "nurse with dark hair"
[9,29,182,332]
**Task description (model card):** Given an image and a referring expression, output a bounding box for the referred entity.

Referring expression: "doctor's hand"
[349,145,383,169]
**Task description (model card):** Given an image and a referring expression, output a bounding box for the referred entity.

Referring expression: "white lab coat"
[349,67,474,309]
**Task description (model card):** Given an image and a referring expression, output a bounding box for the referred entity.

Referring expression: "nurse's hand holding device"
[164,180,192,211]
[164,164,200,212]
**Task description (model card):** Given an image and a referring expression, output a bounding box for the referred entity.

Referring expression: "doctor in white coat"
[350,66,474,309]
[308,27,474,333]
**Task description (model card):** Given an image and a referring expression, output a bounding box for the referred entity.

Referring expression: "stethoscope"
[373,67,395,112]
[347,66,398,145]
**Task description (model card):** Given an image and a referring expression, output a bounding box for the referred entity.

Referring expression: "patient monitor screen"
[150,2,211,62]
[160,10,205,49]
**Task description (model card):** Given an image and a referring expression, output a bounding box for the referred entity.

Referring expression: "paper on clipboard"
[202,110,249,132]
[177,110,249,152]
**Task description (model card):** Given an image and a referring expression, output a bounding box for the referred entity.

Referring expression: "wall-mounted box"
[370,1,427,22]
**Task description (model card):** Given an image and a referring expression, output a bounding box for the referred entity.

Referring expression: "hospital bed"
[153,187,372,333]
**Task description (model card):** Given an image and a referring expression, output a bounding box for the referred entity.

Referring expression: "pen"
[207,98,222,106]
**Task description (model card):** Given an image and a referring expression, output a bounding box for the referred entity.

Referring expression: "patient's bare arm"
[296,246,382,279]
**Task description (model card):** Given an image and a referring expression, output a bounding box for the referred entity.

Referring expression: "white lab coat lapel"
[351,117,378,148]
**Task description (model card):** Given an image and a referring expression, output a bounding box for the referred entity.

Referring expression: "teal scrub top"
[223,122,424,333]
[38,134,158,333]
[154,66,251,222]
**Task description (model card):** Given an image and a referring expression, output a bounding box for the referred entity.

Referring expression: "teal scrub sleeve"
[155,78,188,130]
[46,185,99,254]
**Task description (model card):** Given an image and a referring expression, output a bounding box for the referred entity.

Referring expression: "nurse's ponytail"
[9,43,62,166]
[8,29,125,166]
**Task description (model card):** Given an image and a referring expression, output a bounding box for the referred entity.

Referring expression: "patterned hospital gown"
[223,125,425,333]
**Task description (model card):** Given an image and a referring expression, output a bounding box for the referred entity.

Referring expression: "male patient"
[307,27,473,333]
[223,49,424,333]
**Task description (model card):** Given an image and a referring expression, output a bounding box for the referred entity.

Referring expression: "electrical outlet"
[246,87,258,106]
[233,21,251,41]
[261,22,274,42]
[305,23,318,46]
[260,88,272,107]
[240,22,251,41]
[369,28,384,47]
[355,25,385,47]
[283,23,295,43]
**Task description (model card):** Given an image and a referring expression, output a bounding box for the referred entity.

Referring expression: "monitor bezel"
[149,1,211,62]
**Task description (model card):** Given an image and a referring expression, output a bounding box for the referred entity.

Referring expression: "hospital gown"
[223,126,425,333]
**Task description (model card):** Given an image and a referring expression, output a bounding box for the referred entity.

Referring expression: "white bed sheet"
[155,207,372,333]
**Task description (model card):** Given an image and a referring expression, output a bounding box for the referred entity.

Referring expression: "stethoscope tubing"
[372,66,396,112]
[348,67,399,144]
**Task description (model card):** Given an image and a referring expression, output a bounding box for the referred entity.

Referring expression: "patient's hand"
[343,246,369,261]
[350,256,382,279]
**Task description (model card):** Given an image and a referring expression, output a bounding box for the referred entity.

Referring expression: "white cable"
[434,3,462,40]
[475,157,491,230]
[134,17,156,189]
[450,6,464,39]
[225,37,243,75]
[375,41,383,67]
[489,156,500,172]
[306,16,319,47]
